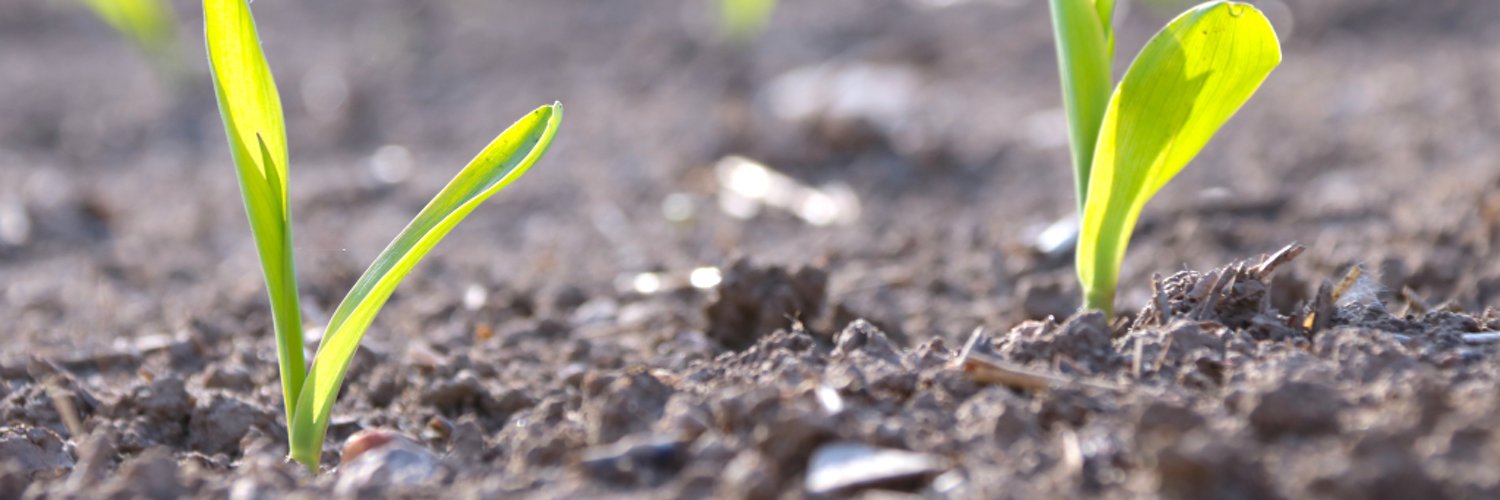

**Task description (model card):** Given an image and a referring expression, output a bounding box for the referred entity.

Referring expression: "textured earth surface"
[4,0,1500,498]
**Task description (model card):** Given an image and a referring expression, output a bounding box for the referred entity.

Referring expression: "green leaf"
[204,0,305,428]
[1077,1,1280,315]
[1094,0,1117,56]
[81,0,178,56]
[720,0,777,42]
[1048,0,1115,212]
[288,103,563,470]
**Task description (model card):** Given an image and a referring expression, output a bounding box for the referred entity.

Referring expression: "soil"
[5,0,1500,498]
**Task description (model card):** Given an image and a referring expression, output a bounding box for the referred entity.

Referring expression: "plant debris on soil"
[6,0,1500,498]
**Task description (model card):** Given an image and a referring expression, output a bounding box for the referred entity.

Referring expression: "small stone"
[340,428,402,465]
[832,320,902,365]
[805,442,944,495]
[333,434,442,496]
[578,435,687,486]
[418,371,484,412]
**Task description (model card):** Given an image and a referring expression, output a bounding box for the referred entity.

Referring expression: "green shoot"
[1050,1,1280,316]
[719,0,777,42]
[1047,0,1114,211]
[80,0,178,58]
[204,0,563,472]
[204,0,303,429]
[287,104,561,469]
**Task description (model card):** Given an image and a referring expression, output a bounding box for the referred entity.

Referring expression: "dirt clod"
[1154,432,1278,500]
[705,259,828,350]
[187,396,274,456]
[0,425,73,480]
[998,311,1117,375]
[582,370,674,445]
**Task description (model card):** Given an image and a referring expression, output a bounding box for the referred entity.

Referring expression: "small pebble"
[805,442,944,495]
[335,430,441,495]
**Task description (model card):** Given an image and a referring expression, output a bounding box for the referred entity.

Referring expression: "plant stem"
[269,267,304,433]
[1082,277,1114,317]
[1046,0,1113,213]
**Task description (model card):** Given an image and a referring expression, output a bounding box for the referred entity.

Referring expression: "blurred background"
[2,0,1499,353]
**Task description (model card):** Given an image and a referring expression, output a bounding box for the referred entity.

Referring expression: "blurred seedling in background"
[79,0,185,79]
[1048,0,1281,315]
[719,0,777,42]
[204,0,562,471]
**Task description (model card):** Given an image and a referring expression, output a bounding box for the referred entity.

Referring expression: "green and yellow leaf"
[81,0,177,56]
[288,103,563,469]
[1077,1,1280,315]
[204,0,305,428]
[1048,0,1115,210]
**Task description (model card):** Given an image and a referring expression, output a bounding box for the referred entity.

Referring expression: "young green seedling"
[1049,0,1280,315]
[719,0,777,42]
[80,0,178,58]
[204,0,563,471]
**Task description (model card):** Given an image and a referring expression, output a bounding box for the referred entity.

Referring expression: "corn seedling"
[204,0,562,471]
[719,0,777,42]
[1049,0,1280,315]
[80,0,178,57]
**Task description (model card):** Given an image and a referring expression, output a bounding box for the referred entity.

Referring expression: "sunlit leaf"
[720,0,777,42]
[204,0,305,428]
[1048,0,1114,211]
[1093,0,1116,55]
[288,103,563,469]
[1077,1,1280,315]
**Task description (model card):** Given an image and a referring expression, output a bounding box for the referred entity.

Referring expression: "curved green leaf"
[1077,1,1280,315]
[1094,0,1117,56]
[204,0,305,428]
[1048,0,1114,211]
[288,103,563,469]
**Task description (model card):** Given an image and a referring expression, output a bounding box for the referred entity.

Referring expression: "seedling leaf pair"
[1051,1,1281,315]
[204,0,562,471]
